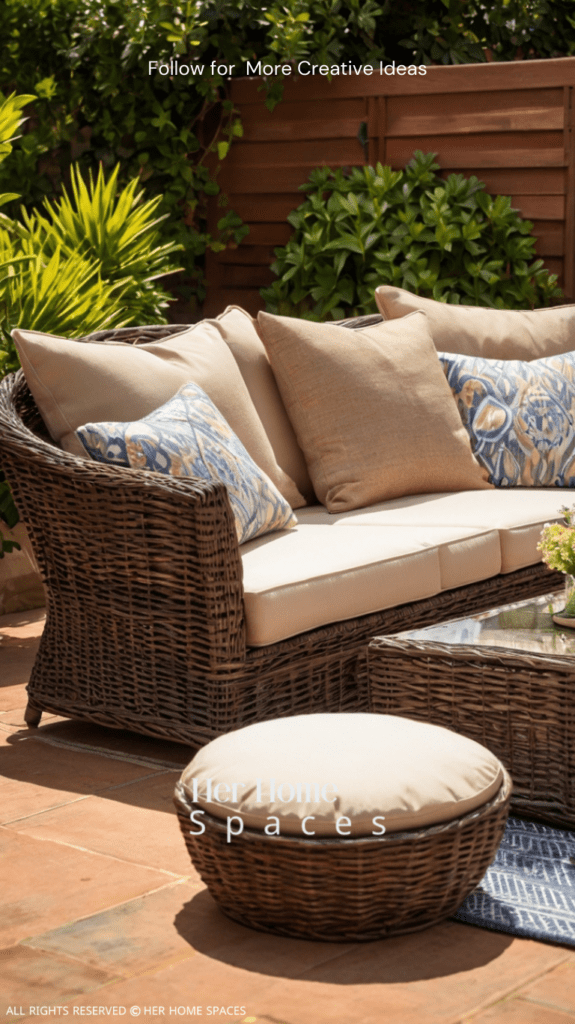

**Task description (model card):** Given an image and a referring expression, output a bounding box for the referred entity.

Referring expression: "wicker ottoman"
[174,713,510,941]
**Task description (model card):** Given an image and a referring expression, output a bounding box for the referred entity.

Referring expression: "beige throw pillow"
[213,305,315,503]
[12,322,305,508]
[256,310,491,513]
[375,285,575,360]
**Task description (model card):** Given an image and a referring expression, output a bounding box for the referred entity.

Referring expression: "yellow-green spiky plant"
[14,163,183,325]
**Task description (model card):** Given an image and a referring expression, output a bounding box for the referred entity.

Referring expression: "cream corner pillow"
[375,285,575,360]
[256,309,491,513]
[12,321,305,509]
[180,713,504,836]
[213,305,315,504]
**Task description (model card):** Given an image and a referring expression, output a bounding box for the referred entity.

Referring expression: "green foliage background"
[0,0,573,311]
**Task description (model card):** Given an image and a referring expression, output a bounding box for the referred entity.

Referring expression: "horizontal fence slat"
[543,257,563,277]
[242,117,366,142]
[230,195,304,221]
[240,98,367,141]
[203,288,264,318]
[533,223,565,255]
[385,143,565,169]
[386,106,564,137]
[240,97,367,122]
[242,223,292,245]
[386,129,565,151]
[216,245,277,266]
[509,195,565,219]
[222,138,366,166]
[463,168,566,195]
[224,265,275,288]
[385,88,564,137]
[219,165,353,192]
[221,163,567,197]
[230,57,575,103]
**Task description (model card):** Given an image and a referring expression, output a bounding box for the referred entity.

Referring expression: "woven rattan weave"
[173,772,511,941]
[0,316,562,746]
[368,622,575,828]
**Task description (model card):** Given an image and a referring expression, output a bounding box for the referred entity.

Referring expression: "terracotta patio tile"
[0,945,116,1019]
[40,889,570,1024]
[295,920,568,985]
[41,942,562,1024]
[0,709,65,729]
[0,608,42,709]
[0,692,36,715]
[22,880,204,977]
[6,909,572,1019]
[8,772,193,873]
[0,608,46,638]
[284,922,572,1024]
[463,996,575,1023]
[518,959,575,1014]
[0,727,167,825]
[31,718,197,768]
[173,888,358,973]
[0,635,40,693]
[0,827,176,947]
[47,953,285,1023]
[25,883,357,980]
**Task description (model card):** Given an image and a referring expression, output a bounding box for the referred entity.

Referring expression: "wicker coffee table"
[368,590,575,829]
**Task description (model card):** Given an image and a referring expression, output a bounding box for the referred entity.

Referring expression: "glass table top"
[397,590,575,657]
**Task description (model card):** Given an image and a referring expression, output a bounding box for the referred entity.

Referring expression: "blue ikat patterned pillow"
[439,350,575,487]
[75,381,297,544]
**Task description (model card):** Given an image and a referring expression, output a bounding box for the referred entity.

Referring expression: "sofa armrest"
[0,370,247,668]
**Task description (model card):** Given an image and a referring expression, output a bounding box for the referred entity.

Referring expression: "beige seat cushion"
[256,310,490,513]
[240,518,500,646]
[12,323,305,509]
[322,489,563,574]
[180,713,504,836]
[214,306,315,503]
[375,286,575,360]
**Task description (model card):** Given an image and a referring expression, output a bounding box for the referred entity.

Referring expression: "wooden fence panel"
[204,57,575,317]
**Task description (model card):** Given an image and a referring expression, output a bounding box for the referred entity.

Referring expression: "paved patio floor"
[2,607,575,1024]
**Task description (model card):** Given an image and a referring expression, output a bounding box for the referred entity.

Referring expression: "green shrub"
[261,151,563,321]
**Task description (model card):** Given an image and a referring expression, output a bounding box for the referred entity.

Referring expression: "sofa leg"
[24,702,42,727]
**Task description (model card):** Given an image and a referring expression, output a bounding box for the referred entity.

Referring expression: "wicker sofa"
[0,310,564,748]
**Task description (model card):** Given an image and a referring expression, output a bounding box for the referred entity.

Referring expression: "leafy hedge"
[262,152,563,320]
[0,0,572,310]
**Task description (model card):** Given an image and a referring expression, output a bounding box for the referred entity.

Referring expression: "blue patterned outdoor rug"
[454,816,575,946]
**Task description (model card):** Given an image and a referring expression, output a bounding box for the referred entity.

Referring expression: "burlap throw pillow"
[256,310,491,513]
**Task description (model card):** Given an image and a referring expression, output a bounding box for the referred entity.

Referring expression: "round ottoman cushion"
[180,712,504,837]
